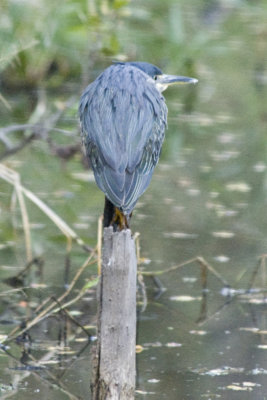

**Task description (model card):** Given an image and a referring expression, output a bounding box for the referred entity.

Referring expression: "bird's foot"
[111,208,130,231]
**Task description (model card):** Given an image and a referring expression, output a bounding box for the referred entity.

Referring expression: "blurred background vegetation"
[0,0,205,92]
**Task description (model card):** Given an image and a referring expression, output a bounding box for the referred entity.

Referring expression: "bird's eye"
[153,75,158,81]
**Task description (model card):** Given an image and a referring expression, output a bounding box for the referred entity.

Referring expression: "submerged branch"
[5,251,97,343]
[140,256,229,287]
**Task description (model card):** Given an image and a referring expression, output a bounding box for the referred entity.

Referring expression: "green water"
[0,1,267,399]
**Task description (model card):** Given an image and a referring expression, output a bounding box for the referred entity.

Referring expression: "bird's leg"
[103,197,115,227]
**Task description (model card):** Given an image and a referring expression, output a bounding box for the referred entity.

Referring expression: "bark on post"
[92,227,137,400]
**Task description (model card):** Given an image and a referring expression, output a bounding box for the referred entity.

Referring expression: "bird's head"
[115,61,198,92]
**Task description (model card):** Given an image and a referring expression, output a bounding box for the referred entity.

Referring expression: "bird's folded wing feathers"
[79,64,167,213]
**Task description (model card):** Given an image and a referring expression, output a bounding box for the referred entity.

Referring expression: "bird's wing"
[79,64,167,213]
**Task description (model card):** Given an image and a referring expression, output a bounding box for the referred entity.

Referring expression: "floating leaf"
[164,232,198,239]
[136,390,156,395]
[205,367,244,376]
[243,382,260,387]
[251,368,267,375]
[212,231,235,238]
[214,255,230,263]
[170,295,201,302]
[226,182,251,192]
[239,327,259,333]
[166,342,182,347]
[227,384,250,391]
[253,162,266,172]
[143,342,162,348]
[257,345,267,349]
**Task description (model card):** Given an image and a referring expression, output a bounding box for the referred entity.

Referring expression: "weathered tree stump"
[92,227,137,400]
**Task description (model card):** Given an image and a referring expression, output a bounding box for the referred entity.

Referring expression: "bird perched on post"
[79,61,197,230]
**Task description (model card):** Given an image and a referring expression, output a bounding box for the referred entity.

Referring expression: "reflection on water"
[1,1,267,399]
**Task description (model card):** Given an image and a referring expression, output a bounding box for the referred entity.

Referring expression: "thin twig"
[17,257,43,279]
[97,215,103,275]
[141,256,229,287]
[133,232,141,263]
[0,123,40,134]
[50,296,92,338]
[13,171,32,261]
[0,95,77,160]
[52,275,99,314]
[0,133,36,160]
[1,344,81,400]
[0,92,11,111]
[62,305,92,338]
[198,295,235,327]
[5,250,97,343]
[137,273,147,312]
[261,255,267,295]
[196,256,229,287]
[247,257,262,290]
[141,257,199,276]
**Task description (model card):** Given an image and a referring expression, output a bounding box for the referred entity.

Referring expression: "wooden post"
[92,227,137,400]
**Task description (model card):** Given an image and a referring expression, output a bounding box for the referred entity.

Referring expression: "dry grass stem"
[97,215,103,275]
[13,169,32,261]
[133,232,141,264]
[0,163,91,252]
[137,273,147,312]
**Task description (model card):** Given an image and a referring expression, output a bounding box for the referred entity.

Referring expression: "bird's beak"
[156,74,198,92]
